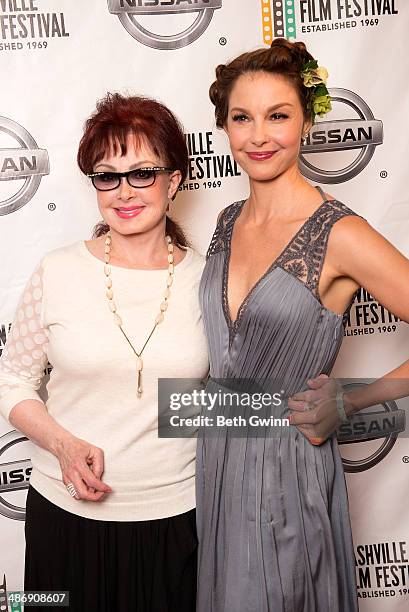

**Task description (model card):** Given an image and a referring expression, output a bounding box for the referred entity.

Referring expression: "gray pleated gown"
[197,193,359,612]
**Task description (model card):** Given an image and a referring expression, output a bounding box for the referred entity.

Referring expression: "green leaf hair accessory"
[301,59,332,121]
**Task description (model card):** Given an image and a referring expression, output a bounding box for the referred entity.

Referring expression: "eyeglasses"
[87,167,174,191]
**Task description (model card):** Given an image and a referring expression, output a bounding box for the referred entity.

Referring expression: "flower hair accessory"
[301,59,332,120]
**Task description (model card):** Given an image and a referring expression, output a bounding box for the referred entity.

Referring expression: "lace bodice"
[207,196,360,338]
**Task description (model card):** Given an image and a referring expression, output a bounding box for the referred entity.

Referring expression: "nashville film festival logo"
[181,131,241,192]
[344,287,400,338]
[299,88,383,184]
[0,116,49,215]
[107,0,222,50]
[261,2,399,43]
[261,0,398,39]
[0,0,69,50]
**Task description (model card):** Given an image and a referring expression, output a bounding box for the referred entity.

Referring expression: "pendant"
[105,235,174,402]
[137,372,143,398]
[136,356,143,398]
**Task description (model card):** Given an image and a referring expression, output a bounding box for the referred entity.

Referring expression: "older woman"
[0,93,208,611]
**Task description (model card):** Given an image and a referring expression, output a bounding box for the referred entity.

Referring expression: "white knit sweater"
[0,241,209,521]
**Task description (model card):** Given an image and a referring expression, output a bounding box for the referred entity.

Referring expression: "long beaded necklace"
[104,231,174,398]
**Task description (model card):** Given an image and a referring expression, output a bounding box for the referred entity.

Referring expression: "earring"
[166,199,171,212]
[301,133,309,146]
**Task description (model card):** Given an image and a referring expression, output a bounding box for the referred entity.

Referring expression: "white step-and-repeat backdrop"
[0,1,407,610]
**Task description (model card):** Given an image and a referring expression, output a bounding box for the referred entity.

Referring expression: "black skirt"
[24,486,197,612]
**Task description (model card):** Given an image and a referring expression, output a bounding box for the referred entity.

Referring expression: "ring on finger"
[66,482,78,498]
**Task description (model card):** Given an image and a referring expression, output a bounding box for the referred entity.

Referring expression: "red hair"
[77,93,190,246]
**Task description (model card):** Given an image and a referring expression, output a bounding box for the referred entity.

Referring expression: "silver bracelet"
[335,387,349,423]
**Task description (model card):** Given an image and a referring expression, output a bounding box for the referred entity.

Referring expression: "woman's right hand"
[54,434,112,502]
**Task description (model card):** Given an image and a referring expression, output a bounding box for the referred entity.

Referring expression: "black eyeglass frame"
[86,167,175,191]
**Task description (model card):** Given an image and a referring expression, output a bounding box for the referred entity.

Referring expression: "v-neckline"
[222,193,331,339]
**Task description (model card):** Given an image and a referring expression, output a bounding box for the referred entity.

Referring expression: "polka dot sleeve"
[0,261,48,421]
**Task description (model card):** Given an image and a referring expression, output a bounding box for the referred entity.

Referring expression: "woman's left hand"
[287,374,341,445]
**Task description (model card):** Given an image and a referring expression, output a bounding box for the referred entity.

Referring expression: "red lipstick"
[115,206,144,219]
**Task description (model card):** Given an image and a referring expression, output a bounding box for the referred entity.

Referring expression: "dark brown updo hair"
[209,38,316,127]
[78,92,190,247]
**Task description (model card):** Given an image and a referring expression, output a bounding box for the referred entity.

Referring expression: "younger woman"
[197,39,409,611]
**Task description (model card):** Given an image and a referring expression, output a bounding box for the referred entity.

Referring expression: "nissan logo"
[0,116,49,216]
[107,0,222,50]
[0,430,31,521]
[299,88,383,184]
[337,382,405,473]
